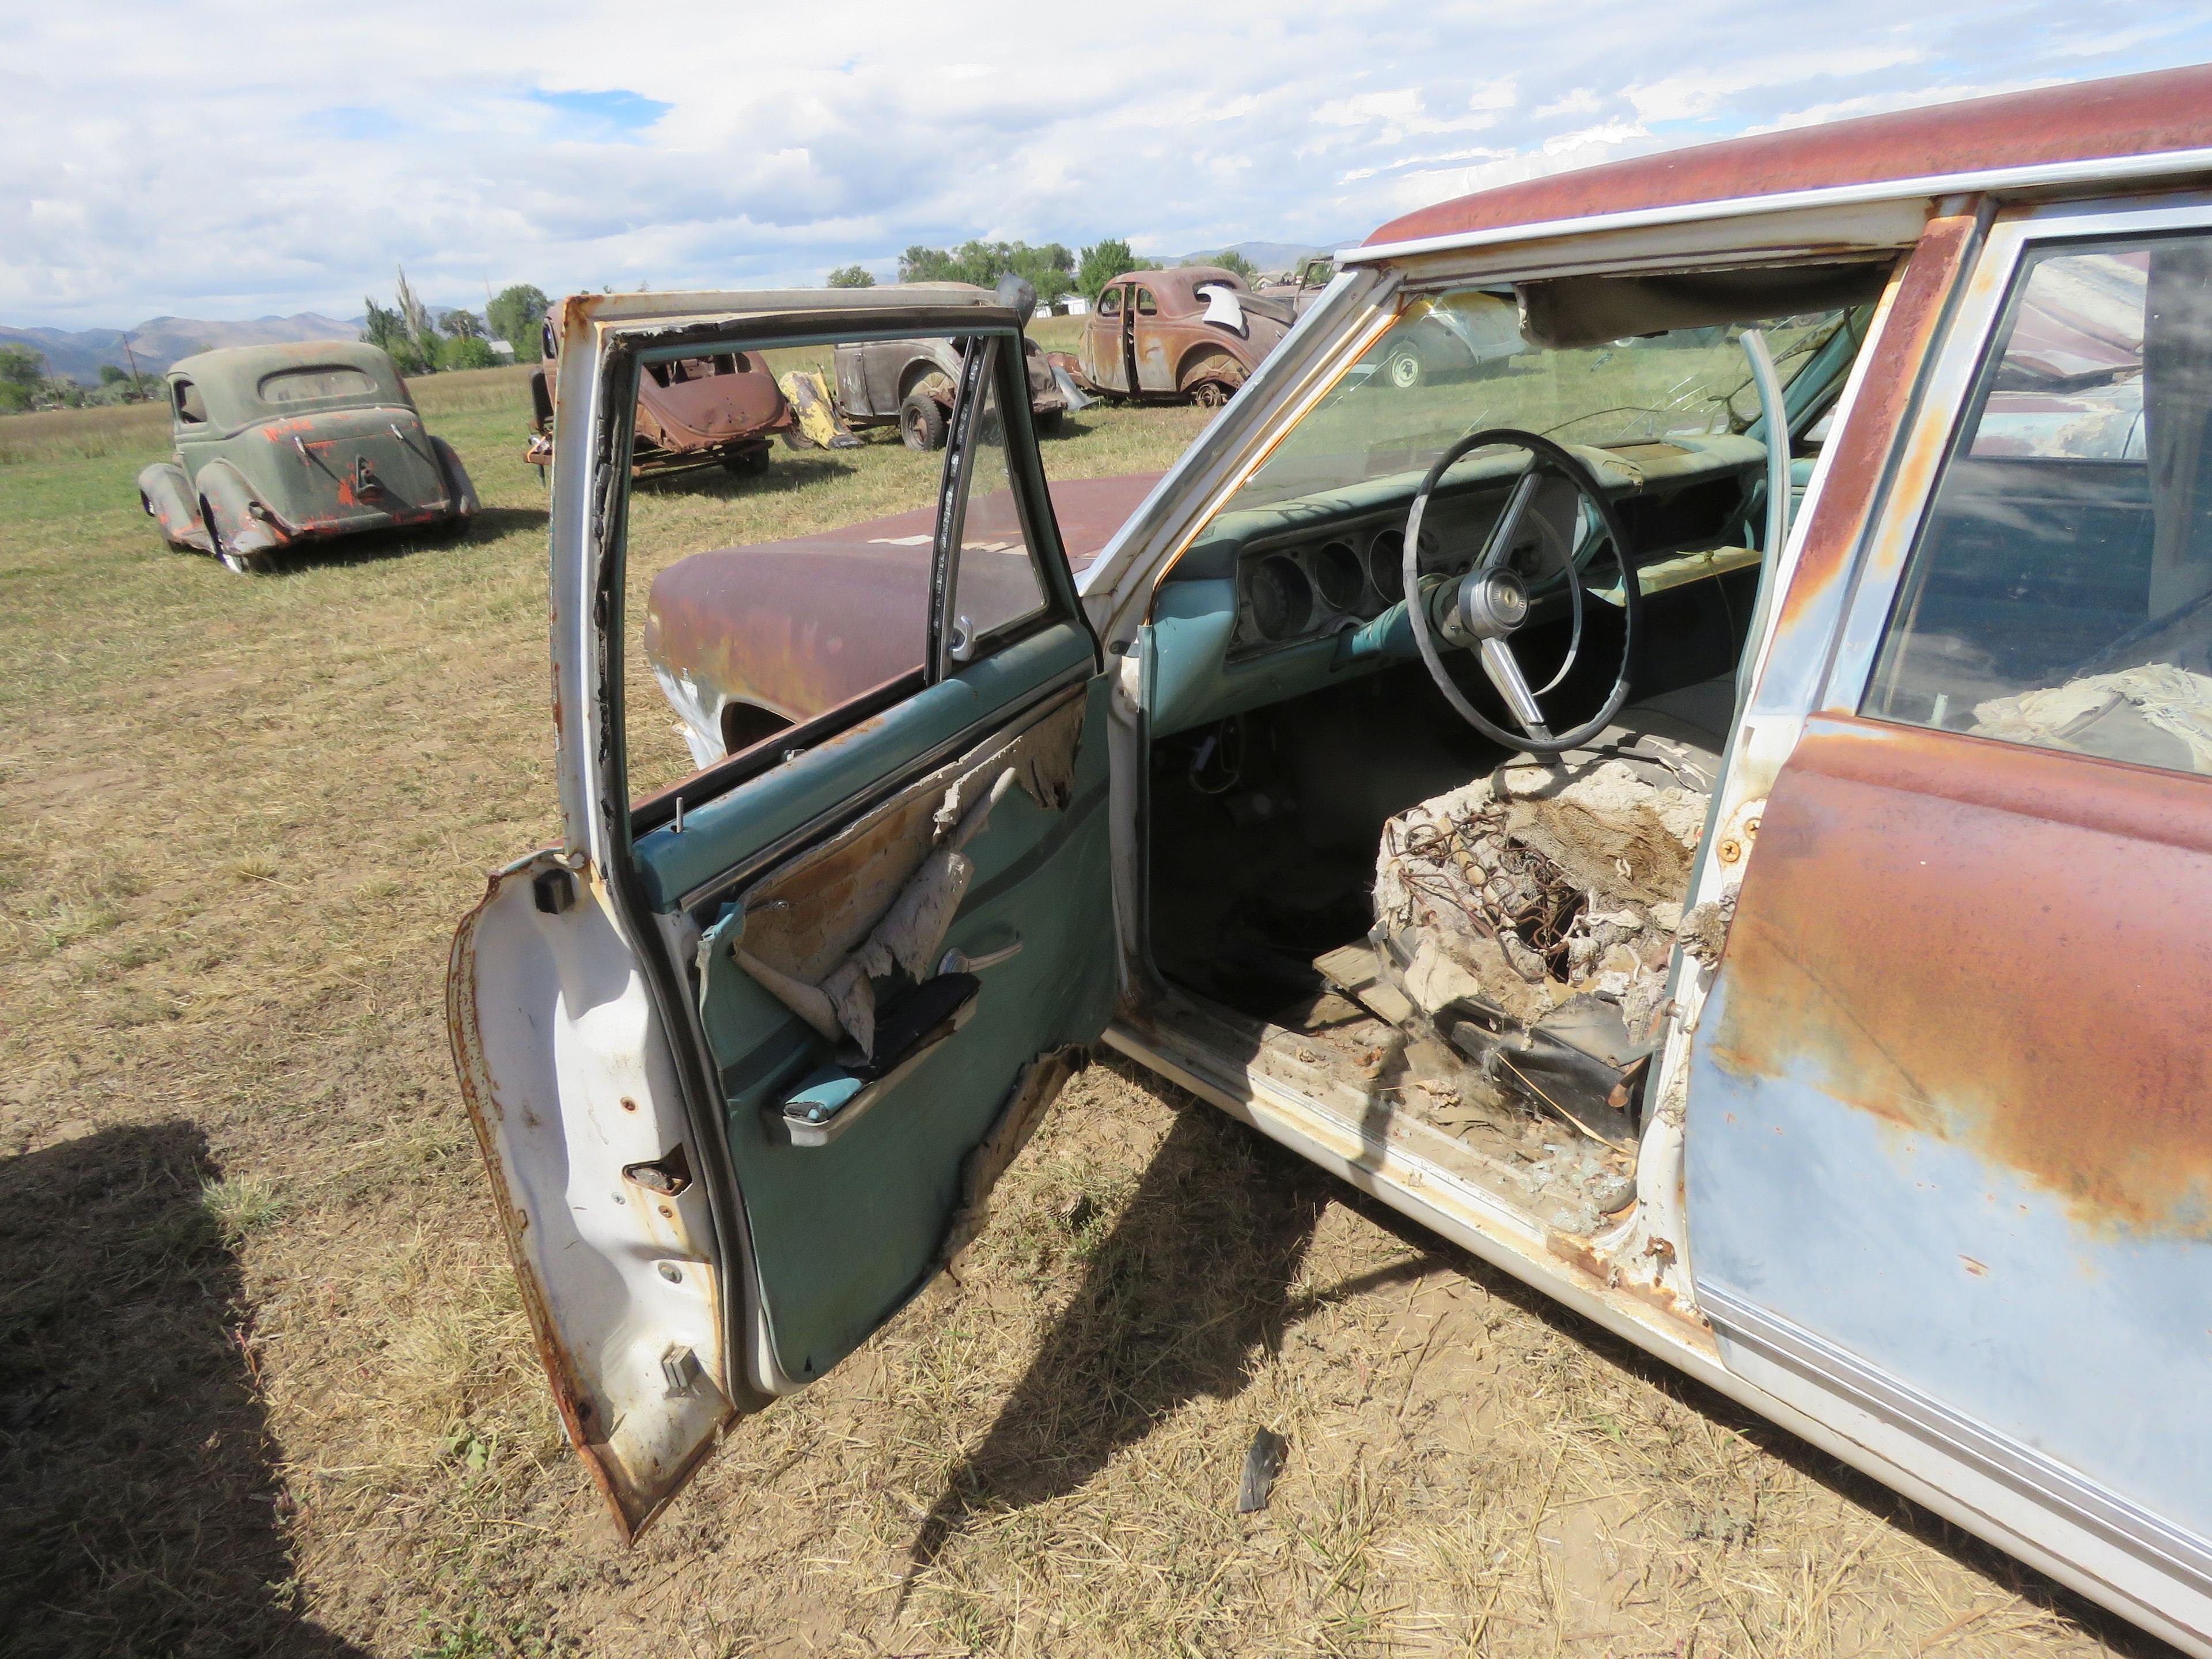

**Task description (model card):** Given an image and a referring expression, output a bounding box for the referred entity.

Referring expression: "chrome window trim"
[1821,193,2212,713]
[1703,1285,2212,1603]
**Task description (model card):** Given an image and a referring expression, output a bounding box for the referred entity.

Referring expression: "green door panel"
[633,622,1097,910]
[691,672,1118,1381]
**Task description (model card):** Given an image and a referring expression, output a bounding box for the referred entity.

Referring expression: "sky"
[6,2,2212,330]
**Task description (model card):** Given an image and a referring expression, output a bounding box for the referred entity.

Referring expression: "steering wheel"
[1402,427,1642,755]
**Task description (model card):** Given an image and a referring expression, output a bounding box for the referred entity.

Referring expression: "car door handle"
[938,934,1022,975]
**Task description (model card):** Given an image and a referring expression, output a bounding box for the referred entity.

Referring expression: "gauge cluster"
[1229,514,1471,656]
[1209,435,1768,666]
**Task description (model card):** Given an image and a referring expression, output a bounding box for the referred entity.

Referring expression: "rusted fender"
[644,471,1161,731]
[430,435,480,519]
[135,460,211,552]
[194,459,286,555]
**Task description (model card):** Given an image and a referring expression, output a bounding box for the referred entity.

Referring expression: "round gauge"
[1368,530,1406,603]
[1249,555,1315,642]
[1313,540,1368,613]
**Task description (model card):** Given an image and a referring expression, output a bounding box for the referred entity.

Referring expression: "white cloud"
[1535,88,1605,119]
[1626,43,1926,123]
[3,1,2212,327]
[1315,89,1425,127]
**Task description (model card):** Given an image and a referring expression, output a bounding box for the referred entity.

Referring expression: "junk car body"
[452,66,2212,1654]
[1070,265,1293,406]
[137,341,477,574]
[527,332,793,478]
[834,334,1069,450]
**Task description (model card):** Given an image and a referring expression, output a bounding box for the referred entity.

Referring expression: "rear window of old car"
[258,366,378,404]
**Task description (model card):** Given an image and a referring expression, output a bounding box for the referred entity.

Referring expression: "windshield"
[1227,286,1862,511]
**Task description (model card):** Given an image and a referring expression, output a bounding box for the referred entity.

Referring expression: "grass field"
[0,351,2165,1658]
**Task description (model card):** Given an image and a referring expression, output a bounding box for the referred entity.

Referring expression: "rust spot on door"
[1710,714,2212,1241]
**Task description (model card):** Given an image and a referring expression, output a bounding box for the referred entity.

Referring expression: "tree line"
[825,238,1258,301]
[0,345,166,411]
[360,268,549,374]
[0,272,553,414]
[0,238,1274,414]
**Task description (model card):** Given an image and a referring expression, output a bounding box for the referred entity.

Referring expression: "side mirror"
[995,274,1037,327]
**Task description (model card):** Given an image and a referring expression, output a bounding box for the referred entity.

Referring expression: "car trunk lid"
[253,407,452,533]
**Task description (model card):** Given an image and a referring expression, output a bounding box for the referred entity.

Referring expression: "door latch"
[622,1145,692,1196]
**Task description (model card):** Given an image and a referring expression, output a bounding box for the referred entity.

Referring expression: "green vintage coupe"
[137,340,478,573]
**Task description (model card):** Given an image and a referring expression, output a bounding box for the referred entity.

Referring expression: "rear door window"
[1865,233,2212,777]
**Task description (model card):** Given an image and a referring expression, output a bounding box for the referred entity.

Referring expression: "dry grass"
[0,376,2173,1658]
[0,362,538,465]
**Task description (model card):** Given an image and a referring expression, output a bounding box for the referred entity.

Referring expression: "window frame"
[1821,193,2212,721]
[611,321,1082,835]
[1097,286,1123,318]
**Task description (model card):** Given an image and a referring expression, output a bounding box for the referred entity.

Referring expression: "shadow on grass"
[0,1123,368,1658]
[895,1071,2169,1652]
[896,1092,1444,1607]
[631,451,863,502]
[251,505,551,577]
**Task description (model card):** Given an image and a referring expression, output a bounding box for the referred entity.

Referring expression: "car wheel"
[1190,380,1230,410]
[1033,408,1065,437]
[721,442,772,476]
[1384,339,1429,391]
[900,393,948,452]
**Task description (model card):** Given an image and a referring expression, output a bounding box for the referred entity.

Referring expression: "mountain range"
[0,313,366,384]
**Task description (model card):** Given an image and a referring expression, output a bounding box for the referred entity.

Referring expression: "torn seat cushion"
[1372,676,1733,1044]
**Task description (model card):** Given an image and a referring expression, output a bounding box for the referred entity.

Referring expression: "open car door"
[449,285,1118,1538]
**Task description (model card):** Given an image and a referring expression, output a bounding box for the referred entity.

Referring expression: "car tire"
[900,393,948,452]
[1033,408,1065,437]
[1383,338,1430,391]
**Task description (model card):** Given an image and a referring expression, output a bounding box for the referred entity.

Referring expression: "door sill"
[1109,990,1713,1356]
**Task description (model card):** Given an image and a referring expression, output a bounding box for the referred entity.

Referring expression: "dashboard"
[1146,433,1772,737]
[1208,435,1768,662]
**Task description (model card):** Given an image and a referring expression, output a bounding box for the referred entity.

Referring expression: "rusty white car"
[452,67,2212,1653]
